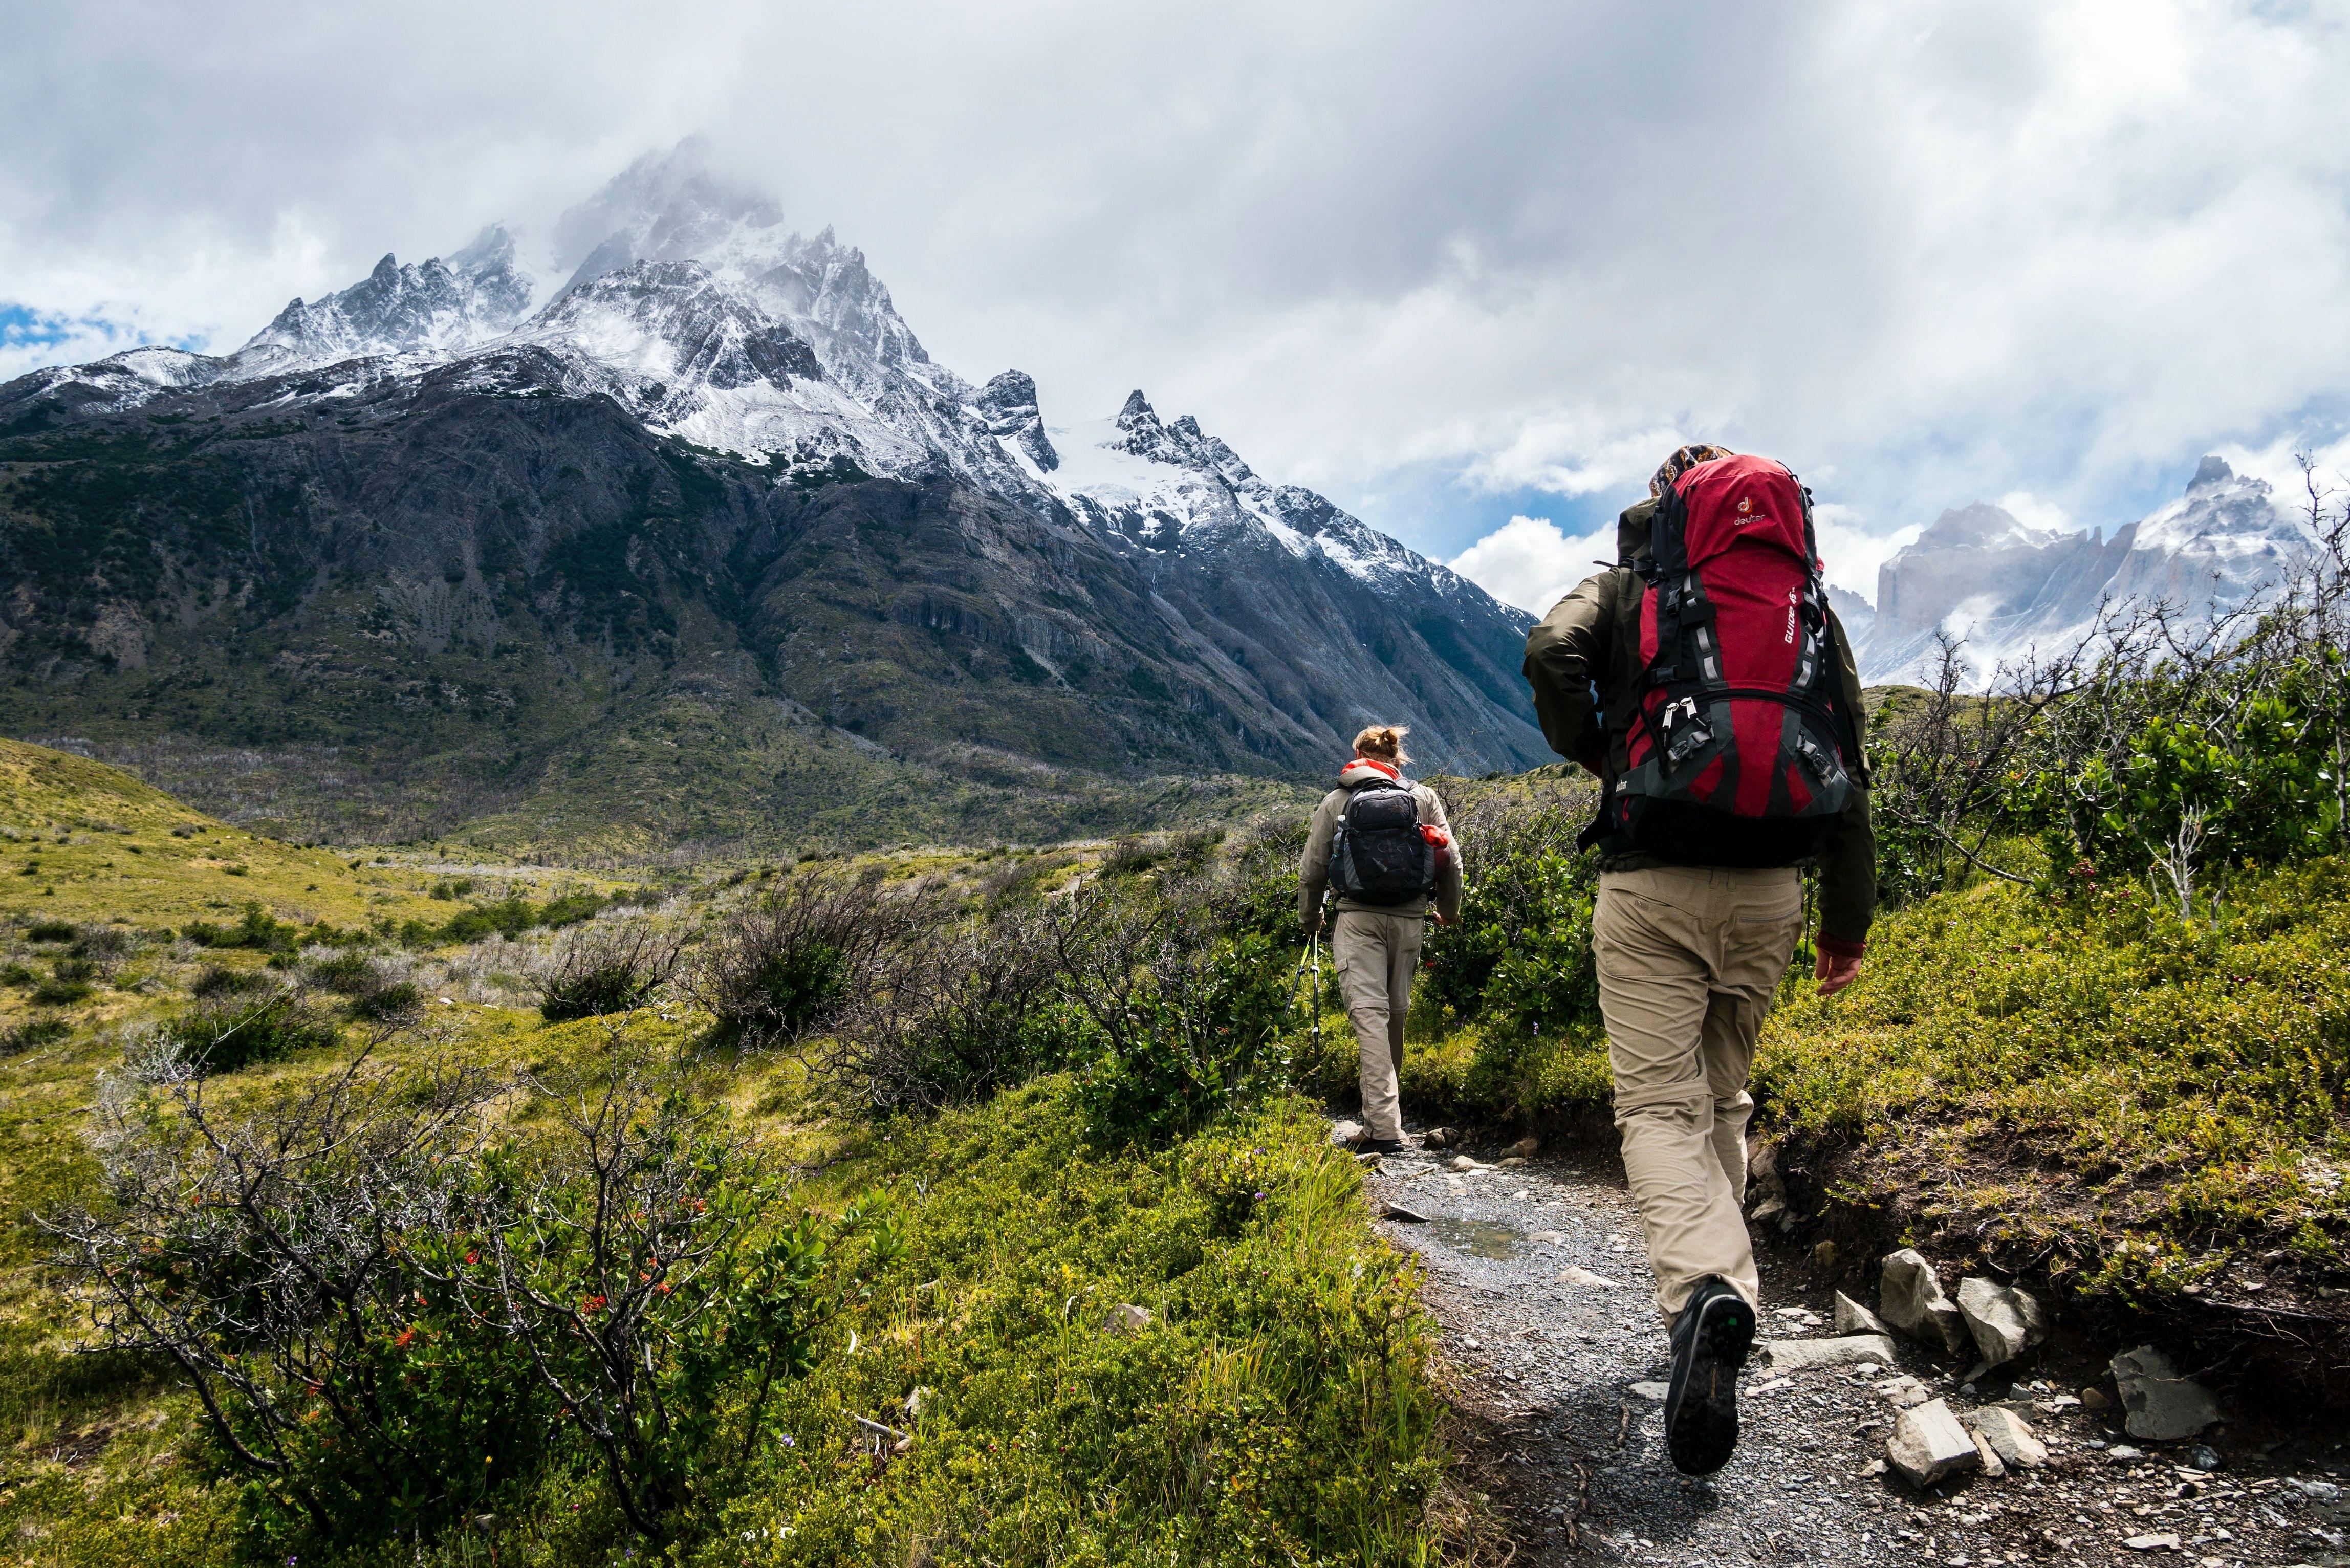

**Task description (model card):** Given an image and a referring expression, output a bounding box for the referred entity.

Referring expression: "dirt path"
[1365,1135,2350,1567]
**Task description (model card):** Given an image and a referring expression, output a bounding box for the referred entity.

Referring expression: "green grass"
[1756,859,2350,1300]
[0,743,1453,1565]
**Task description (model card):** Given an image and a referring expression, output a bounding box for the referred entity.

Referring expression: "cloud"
[1448,516,1615,617]
[2,1,2347,565]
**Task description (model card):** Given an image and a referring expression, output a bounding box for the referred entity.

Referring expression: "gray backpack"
[1329,781,1435,906]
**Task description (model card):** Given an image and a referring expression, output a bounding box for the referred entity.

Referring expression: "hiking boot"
[1361,1136,1413,1156]
[1663,1276,1754,1475]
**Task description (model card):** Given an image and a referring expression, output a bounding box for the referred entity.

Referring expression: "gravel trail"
[1365,1138,2350,1567]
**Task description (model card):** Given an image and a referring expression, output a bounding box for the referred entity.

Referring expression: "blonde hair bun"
[1353,724,1411,764]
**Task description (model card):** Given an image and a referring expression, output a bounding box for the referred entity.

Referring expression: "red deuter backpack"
[1595,453,1857,866]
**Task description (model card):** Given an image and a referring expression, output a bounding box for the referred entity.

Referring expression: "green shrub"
[0,1017,70,1055]
[1,962,33,986]
[26,918,74,943]
[180,902,296,953]
[1061,898,1292,1144]
[191,963,273,999]
[537,921,678,1022]
[157,994,340,1075]
[346,979,423,1024]
[303,950,380,994]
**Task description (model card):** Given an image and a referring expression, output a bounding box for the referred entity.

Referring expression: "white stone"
[1448,1154,1486,1173]
[1879,1249,1969,1355]
[1510,1136,1540,1157]
[2122,1533,2181,1551]
[1956,1276,2048,1370]
[1329,1119,1365,1145]
[1834,1290,1891,1336]
[1105,1302,1153,1335]
[1886,1398,1981,1487]
[2112,1345,2222,1441]
[1970,1427,2008,1479]
[1760,1334,1899,1374]
[1629,1381,1669,1401]
[1558,1266,1621,1288]
[1965,1405,2049,1469]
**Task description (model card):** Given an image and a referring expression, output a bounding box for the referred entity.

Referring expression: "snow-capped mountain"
[0,141,1546,844]
[1842,456,2307,685]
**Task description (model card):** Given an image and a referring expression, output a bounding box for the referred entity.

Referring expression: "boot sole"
[1666,1292,1754,1476]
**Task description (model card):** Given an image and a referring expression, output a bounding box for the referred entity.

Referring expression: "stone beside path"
[1361,1133,2350,1566]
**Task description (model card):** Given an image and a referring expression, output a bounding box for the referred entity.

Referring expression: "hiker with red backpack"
[1523,444,1875,1478]
[1296,724,1464,1157]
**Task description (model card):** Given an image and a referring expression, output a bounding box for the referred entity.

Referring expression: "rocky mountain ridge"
[1838,456,2307,685]
[0,142,1543,848]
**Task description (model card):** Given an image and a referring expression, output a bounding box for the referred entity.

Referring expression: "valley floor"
[1368,1133,2350,1567]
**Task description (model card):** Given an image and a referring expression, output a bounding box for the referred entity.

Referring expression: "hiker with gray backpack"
[1295,724,1464,1157]
[1524,444,1876,1479]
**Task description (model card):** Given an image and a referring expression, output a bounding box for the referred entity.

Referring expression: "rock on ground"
[1887,1398,1981,1487]
[1955,1276,2047,1372]
[1833,1290,1890,1336]
[1759,1334,1898,1374]
[1879,1248,1969,1355]
[2111,1344,2222,1440]
[1965,1405,2049,1469]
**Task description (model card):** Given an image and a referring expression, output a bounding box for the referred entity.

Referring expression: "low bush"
[26,918,75,943]
[190,963,273,999]
[537,919,680,1021]
[818,905,1076,1110]
[345,979,423,1025]
[687,870,938,1049]
[155,993,340,1075]
[180,903,297,953]
[0,1017,70,1055]
[51,1054,889,1553]
[1054,886,1293,1145]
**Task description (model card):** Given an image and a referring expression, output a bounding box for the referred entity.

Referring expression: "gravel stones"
[1955,1276,2047,1371]
[1879,1248,1970,1354]
[1758,1333,1898,1373]
[1886,1397,1981,1487]
[2111,1344,2222,1440]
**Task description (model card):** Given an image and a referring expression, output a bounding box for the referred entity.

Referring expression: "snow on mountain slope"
[1849,456,2306,686]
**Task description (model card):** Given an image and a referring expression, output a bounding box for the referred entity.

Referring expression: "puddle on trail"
[1425,1216,1528,1260]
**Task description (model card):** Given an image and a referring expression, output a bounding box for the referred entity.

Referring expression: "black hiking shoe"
[1663,1277,1754,1476]
[1361,1136,1412,1156]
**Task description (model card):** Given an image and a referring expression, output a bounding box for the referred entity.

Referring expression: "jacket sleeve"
[1297,791,1341,932]
[1521,570,1622,772]
[1423,787,1464,923]
[1815,608,1877,955]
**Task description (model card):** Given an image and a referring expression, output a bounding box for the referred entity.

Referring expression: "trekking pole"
[1308,926,1323,1050]
[1293,906,1325,1049]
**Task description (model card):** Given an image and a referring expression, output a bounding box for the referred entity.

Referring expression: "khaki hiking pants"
[1592,864,1804,1321]
[1332,908,1424,1141]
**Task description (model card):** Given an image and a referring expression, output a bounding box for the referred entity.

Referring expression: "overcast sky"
[5,0,2347,612]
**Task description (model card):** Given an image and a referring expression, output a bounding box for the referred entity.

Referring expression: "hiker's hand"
[1814,947,1861,998]
[1433,911,1451,925]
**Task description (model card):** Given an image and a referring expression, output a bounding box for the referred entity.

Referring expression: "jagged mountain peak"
[1855,458,2310,686]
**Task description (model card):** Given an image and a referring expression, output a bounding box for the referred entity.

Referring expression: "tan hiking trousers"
[1332,908,1424,1141]
[1592,864,1804,1320]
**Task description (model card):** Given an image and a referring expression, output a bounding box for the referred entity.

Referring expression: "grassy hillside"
[0,737,451,930]
[0,749,1454,1566]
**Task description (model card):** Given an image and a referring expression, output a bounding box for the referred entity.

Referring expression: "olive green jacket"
[1520,496,1878,953]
